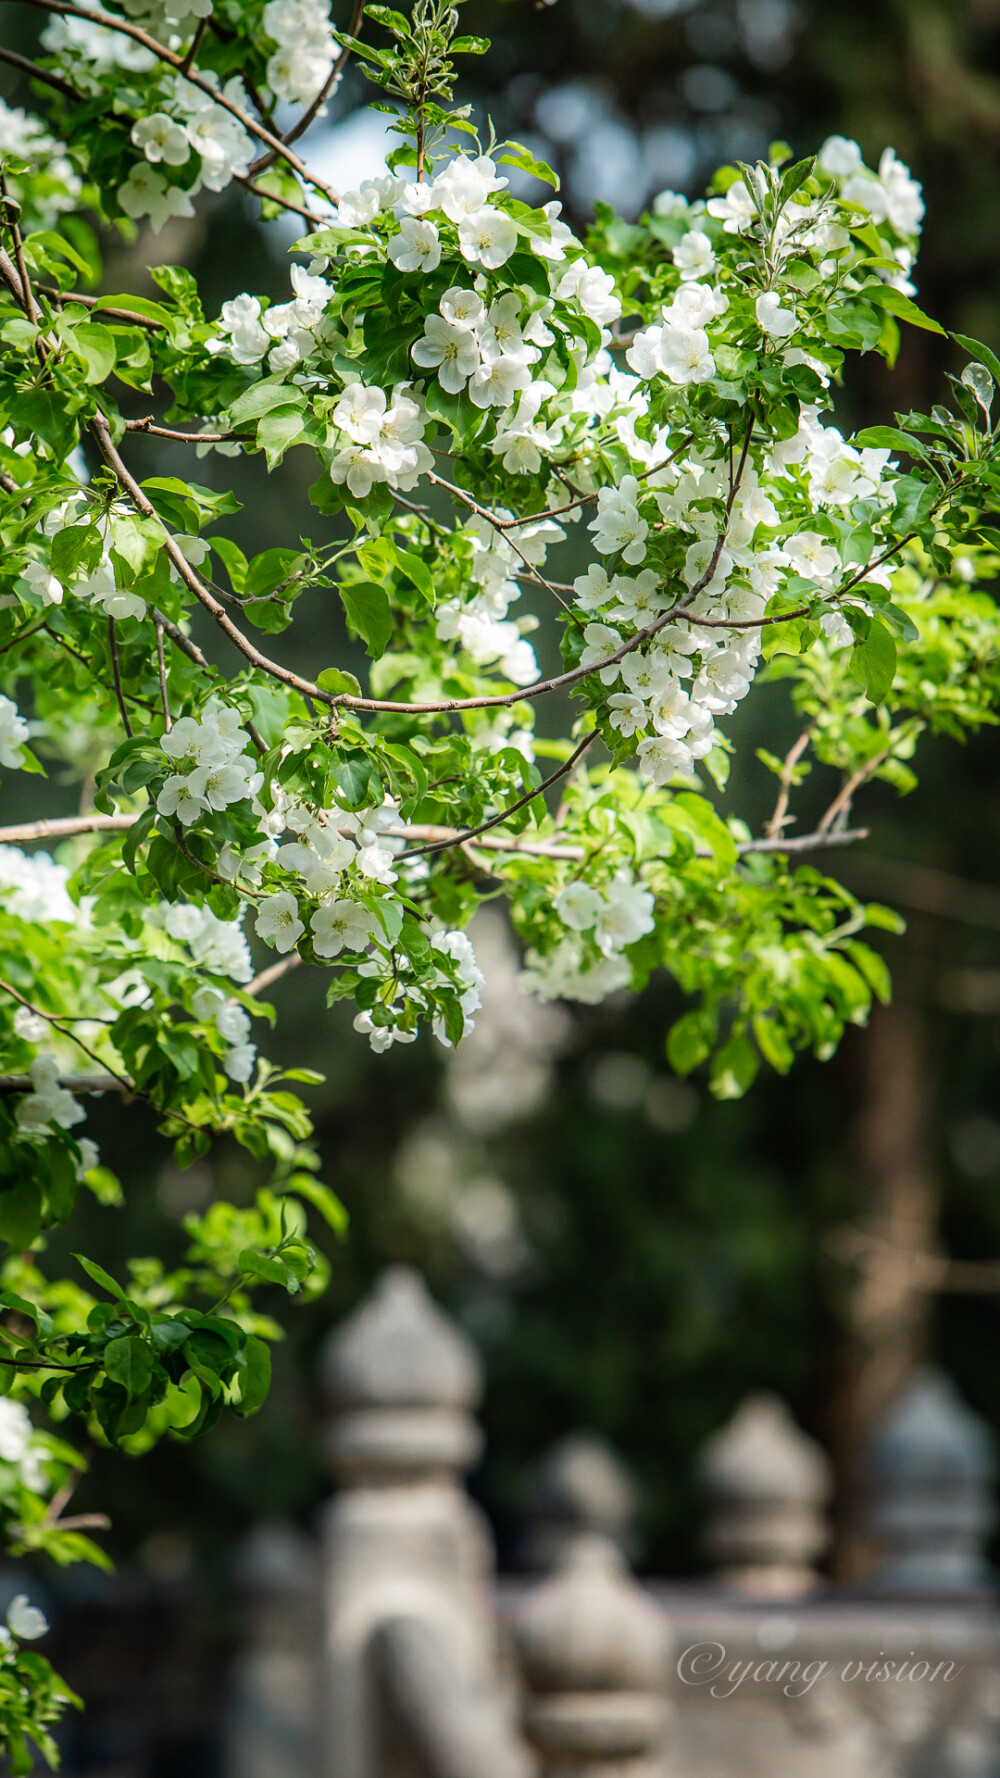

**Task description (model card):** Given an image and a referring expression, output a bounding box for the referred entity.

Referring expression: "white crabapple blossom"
[255,891,305,953]
[131,112,190,167]
[117,161,194,232]
[588,478,649,566]
[310,900,377,958]
[388,217,442,273]
[458,207,518,270]
[0,695,29,768]
[756,291,798,339]
[412,311,481,392]
[262,0,338,104]
[673,228,716,280]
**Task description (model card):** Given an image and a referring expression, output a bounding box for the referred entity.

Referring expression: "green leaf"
[709,1030,760,1099]
[863,285,946,335]
[238,1248,297,1290]
[389,543,435,605]
[233,1335,271,1416]
[71,321,117,383]
[499,142,559,189]
[74,1255,126,1300]
[951,331,1000,390]
[256,405,307,469]
[103,1334,154,1400]
[0,1182,42,1250]
[211,535,248,594]
[339,580,393,659]
[0,1292,53,1336]
[227,374,298,428]
[851,618,897,704]
[281,1175,349,1237]
[845,939,892,1003]
[317,666,362,696]
[667,1006,717,1075]
[889,473,937,536]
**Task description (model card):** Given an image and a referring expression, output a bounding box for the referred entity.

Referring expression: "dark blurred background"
[4,0,1000,1766]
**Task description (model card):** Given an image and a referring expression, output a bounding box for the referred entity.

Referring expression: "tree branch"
[405,730,599,858]
[248,0,366,177]
[764,723,815,840]
[12,0,341,206]
[107,616,133,737]
[0,43,82,101]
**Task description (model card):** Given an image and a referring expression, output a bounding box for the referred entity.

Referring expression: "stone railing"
[225,1268,1000,1778]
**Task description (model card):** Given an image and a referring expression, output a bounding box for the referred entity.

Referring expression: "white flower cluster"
[328,382,432,499]
[156,702,261,825]
[14,1054,85,1136]
[521,871,655,1004]
[23,495,206,620]
[626,281,728,387]
[120,73,255,232]
[434,512,560,686]
[412,285,549,409]
[209,262,334,373]
[0,847,80,925]
[0,695,29,771]
[0,99,81,228]
[41,14,158,77]
[160,900,253,981]
[262,0,338,105]
[0,1399,48,1494]
[351,924,485,1053]
[191,985,256,1082]
[817,137,923,293]
[251,796,405,957]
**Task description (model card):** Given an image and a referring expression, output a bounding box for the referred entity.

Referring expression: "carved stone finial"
[319,1266,484,1484]
[524,1433,639,1569]
[514,1534,670,1775]
[699,1392,831,1596]
[867,1366,997,1588]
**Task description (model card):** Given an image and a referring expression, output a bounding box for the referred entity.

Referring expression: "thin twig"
[817,750,890,835]
[0,1074,128,1093]
[107,617,133,737]
[155,623,171,731]
[126,416,236,443]
[0,44,83,101]
[246,953,303,997]
[764,723,815,840]
[248,0,366,176]
[406,730,599,858]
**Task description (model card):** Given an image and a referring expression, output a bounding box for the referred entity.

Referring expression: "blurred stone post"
[866,1366,997,1588]
[522,1433,639,1571]
[318,1266,519,1778]
[224,1523,320,1778]
[699,1392,832,1596]
[514,1534,670,1777]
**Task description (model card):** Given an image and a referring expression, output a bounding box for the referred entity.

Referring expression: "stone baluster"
[224,1523,321,1778]
[522,1433,639,1571]
[699,1392,832,1596]
[866,1365,997,1588]
[318,1266,527,1778]
[514,1534,670,1777]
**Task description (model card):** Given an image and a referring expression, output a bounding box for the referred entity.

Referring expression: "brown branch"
[0,1074,128,1093]
[427,470,583,623]
[90,414,336,711]
[248,0,366,177]
[816,748,891,835]
[0,44,83,101]
[764,723,815,840]
[406,730,599,858]
[37,287,163,330]
[246,953,303,997]
[739,826,868,857]
[0,814,136,844]
[12,0,341,206]
[152,608,213,673]
[233,172,324,226]
[126,416,236,443]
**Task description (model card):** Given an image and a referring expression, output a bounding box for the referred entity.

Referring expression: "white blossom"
[458,207,518,269]
[0,695,29,768]
[131,112,190,167]
[411,314,481,392]
[673,229,716,280]
[310,900,376,957]
[117,161,194,233]
[388,217,441,273]
[255,891,304,953]
[706,179,756,233]
[755,290,797,339]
